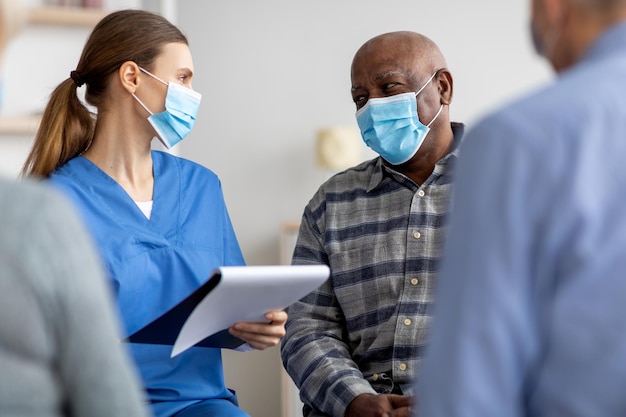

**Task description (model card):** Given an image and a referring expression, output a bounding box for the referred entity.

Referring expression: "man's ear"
[118,61,141,94]
[436,69,453,105]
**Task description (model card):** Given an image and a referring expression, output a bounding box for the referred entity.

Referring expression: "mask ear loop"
[414,70,440,97]
[416,68,445,127]
[138,66,169,86]
[132,66,169,116]
[132,93,154,116]
[427,104,444,127]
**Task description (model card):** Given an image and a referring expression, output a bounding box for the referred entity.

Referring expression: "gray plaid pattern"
[281,124,463,417]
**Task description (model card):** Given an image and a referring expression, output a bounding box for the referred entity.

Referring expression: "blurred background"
[0,1,551,416]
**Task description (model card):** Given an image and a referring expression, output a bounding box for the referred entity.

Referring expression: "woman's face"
[137,42,195,113]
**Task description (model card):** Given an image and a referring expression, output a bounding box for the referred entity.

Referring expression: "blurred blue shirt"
[417,22,626,417]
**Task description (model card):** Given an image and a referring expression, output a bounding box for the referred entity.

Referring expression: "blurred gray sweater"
[0,178,151,417]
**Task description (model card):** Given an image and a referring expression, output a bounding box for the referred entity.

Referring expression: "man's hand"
[345,393,413,417]
[228,310,287,350]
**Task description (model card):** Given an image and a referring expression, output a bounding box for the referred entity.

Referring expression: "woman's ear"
[118,61,140,94]
[437,69,453,105]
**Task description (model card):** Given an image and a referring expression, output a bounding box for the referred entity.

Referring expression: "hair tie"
[70,70,85,87]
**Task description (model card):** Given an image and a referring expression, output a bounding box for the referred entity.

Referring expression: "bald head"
[352,31,447,79]
[350,31,451,111]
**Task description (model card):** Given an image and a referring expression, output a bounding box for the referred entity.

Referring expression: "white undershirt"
[135,200,153,219]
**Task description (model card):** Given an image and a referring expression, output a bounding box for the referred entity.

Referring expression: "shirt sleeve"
[416,113,547,417]
[34,188,151,417]
[280,203,376,417]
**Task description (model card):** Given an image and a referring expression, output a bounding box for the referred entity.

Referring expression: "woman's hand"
[228,310,288,350]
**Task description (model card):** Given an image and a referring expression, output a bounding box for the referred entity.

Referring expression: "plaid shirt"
[281,123,464,417]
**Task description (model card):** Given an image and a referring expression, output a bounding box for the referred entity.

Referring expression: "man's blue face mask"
[356,71,442,165]
[133,67,202,149]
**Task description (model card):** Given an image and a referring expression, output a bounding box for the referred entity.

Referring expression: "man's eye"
[178,75,187,83]
[382,82,398,90]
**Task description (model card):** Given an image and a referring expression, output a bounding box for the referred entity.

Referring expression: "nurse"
[21,9,286,417]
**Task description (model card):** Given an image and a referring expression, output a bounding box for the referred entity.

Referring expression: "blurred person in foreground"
[0,175,151,417]
[281,31,463,417]
[417,0,626,416]
[0,1,150,416]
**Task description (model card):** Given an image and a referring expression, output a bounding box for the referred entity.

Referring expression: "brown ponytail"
[21,78,95,178]
[21,9,187,178]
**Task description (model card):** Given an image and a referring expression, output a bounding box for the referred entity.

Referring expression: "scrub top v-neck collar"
[71,151,179,242]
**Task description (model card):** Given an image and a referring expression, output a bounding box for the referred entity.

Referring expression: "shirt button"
[404,318,412,326]
[417,190,425,197]
[372,373,379,381]
[399,363,407,371]
[413,231,421,239]
[411,278,419,286]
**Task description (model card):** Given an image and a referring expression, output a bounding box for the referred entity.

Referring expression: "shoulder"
[302,158,379,216]
[463,79,563,158]
[325,158,379,189]
[0,178,92,272]
[152,151,220,184]
[49,156,100,192]
[0,179,71,228]
[314,158,378,196]
[465,56,618,157]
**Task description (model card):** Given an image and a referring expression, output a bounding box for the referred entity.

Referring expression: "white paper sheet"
[171,264,330,357]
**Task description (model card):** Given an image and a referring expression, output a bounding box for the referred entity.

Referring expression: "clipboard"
[126,264,330,357]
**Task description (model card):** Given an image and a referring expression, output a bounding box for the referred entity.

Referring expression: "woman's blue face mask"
[133,67,202,149]
[356,71,442,165]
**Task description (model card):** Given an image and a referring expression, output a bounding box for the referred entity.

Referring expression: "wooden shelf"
[0,115,41,135]
[27,6,106,27]
[1,7,104,137]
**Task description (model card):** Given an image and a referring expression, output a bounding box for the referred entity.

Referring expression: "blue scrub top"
[50,151,245,417]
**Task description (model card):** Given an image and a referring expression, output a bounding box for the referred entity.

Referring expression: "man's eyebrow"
[374,70,403,81]
[351,71,404,92]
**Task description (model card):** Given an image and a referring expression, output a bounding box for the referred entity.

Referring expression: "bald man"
[280,32,464,417]
[417,0,626,416]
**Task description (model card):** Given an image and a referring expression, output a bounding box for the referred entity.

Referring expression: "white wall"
[0,1,552,416]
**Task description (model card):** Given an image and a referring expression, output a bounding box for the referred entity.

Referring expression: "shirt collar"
[580,21,626,66]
